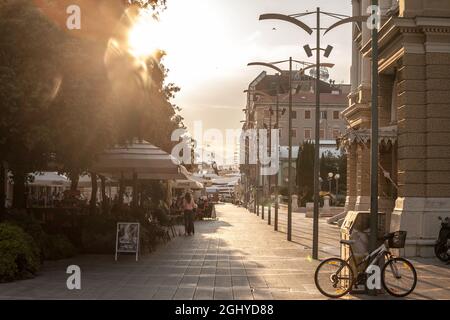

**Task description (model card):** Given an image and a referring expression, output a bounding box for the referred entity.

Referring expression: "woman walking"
[183,192,196,236]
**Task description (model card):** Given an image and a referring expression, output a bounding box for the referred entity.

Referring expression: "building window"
[320,111,327,120]
[305,110,311,119]
[291,110,297,119]
[320,129,325,139]
[304,128,311,140]
[264,110,270,117]
[333,111,340,120]
[332,129,340,139]
[291,128,297,138]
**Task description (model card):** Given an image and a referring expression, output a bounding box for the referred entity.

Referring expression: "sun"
[128,11,166,58]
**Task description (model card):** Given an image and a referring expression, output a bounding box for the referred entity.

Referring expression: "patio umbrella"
[91,140,188,180]
[172,179,204,190]
[29,172,70,187]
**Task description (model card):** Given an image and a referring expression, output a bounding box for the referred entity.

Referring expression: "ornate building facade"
[342,0,450,256]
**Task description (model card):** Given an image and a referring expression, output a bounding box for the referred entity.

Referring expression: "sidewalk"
[0,203,448,299]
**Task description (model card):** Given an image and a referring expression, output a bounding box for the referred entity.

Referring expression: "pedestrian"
[183,192,197,236]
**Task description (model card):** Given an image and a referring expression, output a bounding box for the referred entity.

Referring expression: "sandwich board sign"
[115,222,140,261]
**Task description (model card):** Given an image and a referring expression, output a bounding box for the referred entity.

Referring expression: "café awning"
[172,179,204,190]
[29,172,69,187]
[91,140,188,180]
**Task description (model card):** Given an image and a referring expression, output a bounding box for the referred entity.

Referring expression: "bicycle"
[314,231,417,298]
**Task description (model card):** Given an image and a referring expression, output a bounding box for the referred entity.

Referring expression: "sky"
[137,0,353,165]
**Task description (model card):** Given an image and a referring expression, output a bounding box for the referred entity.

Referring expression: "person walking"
[183,192,197,236]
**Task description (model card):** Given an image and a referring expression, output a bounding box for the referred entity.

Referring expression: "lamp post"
[328,172,333,193]
[244,89,273,219]
[369,0,380,252]
[248,60,292,240]
[263,104,275,225]
[259,9,338,259]
[335,173,340,198]
[273,105,286,231]
[248,60,333,241]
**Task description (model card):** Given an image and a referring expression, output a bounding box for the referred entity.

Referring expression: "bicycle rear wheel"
[382,257,417,297]
[314,258,354,298]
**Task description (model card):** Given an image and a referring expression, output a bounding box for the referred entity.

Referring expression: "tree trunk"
[0,162,6,221]
[132,172,138,209]
[100,175,108,214]
[89,172,98,215]
[118,172,125,207]
[69,171,79,192]
[12,169,27,209]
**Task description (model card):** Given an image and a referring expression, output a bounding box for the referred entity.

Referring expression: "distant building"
[241,70,348,188]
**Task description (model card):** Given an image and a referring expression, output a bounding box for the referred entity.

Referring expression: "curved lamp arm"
[259,13,313,35]
[324,16,369,35]
[247,62,283,74]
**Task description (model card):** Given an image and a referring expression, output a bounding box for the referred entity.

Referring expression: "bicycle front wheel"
[382,257,417,297]
[314,258,354,298]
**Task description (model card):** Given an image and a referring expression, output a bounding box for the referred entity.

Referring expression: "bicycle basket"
[388,231,407,248]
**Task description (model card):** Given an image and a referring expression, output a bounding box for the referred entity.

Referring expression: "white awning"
[29,172,69,187]
[91,140,187,180]
[172,179,204,190]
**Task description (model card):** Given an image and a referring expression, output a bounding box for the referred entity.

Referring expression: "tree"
[0,0,65,208]
[0,0,178,211]
[296,141,315,206]
[319,151,347,196]
[49,36,117,191]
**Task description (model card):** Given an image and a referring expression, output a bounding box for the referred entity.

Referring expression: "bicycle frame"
[343,242,397,283]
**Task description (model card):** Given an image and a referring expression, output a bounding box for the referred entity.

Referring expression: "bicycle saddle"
[340,239,356,245]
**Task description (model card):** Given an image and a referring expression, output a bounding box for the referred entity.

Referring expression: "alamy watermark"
[66,265,81,290]
[171,121,280,176]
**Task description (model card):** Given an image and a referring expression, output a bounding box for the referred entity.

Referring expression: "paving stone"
[214,287,233,300]
[0,203,448,300]
[194,287,214,300]
[173,287,195,300]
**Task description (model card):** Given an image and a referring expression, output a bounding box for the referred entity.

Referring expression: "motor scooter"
[434,216,450,262]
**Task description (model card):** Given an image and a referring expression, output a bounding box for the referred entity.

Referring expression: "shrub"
[152,200,170,226]
[80,215,117,254]
[0,223,41,282]
[80,208,169,254]
[44,234,77,260]
[5,210,77,261]
[5,210,46,261]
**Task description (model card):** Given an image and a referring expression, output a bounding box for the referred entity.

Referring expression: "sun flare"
[128,12,165,58]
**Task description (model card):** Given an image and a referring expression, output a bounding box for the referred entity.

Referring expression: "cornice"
[362,16,450,60]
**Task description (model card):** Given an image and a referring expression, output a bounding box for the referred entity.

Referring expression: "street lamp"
[328,172,334,193]
[335,173,340,198]
[248,60,333,241]
[259,8,342,259]
[243,88,274,219]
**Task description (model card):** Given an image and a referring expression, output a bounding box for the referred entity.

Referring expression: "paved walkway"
[0,203,448,299]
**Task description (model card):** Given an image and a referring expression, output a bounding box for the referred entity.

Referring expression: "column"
[345,143,357,212]
[360,0,371,88]
[354,143,371,211]
[351,0,361,94]
[378,144,396,231]
[390,45,429,257]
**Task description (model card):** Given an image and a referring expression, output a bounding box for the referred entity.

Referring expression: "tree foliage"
[296,141,347,206]
[0,0,183,209]
[296,141,315,205]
